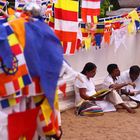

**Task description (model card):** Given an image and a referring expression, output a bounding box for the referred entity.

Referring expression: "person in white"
[58,60,79,86]
[104,64,137,113]
[119,65,140,102]
[74,62,103,115]
[74,62,98,106]
[74,62,117,115]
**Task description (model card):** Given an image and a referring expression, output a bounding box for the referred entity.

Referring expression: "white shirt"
[74,74,96,106]
[119,70,140,91]
[104,75,120,88]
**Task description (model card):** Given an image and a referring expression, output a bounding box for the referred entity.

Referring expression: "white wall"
[64,32,140,84]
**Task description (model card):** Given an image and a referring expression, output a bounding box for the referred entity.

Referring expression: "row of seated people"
[59,60,140,115]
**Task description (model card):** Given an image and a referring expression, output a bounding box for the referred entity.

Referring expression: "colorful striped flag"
[22,77,42,97]
[81,0,100,23]
[48,15,55,29]
[0,23,32,97]
[95,23,104,34]
[15,2,25,12]
[61,41,77,54]
[0,93,21,109]
[54,0,79,54]
[80,23,88,37]
[37,91,59,136]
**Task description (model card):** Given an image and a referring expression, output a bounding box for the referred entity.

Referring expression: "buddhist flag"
[84,36,91,50]
[0,95,21,109]
[96,23,104,34]
[81,0,100,23]
[15,2,25,12]
[129,10,140,22]
[37,91,60,136]
[135,20,140,31]
[0,23,32,97]
[59,83,66,97]
[0,0,7,9]
[48,15,55,29]
[80,23,88,37]
[54,0,79,54]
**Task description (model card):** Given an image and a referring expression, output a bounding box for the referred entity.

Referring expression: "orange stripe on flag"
[0,85,7,96]
[0,65,28,83]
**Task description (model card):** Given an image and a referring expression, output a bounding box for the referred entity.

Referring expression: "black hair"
[81,62,97,75]
[129,65,140,75]
[107,64,118,74]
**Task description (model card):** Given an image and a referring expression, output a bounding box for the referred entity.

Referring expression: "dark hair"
[107,64,118,74]
[81,62,97,75]
[129,65,140,75]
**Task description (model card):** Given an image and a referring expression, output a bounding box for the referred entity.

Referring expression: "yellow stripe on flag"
[9,98,16,106]
[19,136,26,140]
[55,0,78,12]
[93,16,98,24]
[128,22,135,33]
[84,36,91,50]
[129,10,140,22]
[8,34,19,46]
[33,95,45,104]
[54,90,59,110]
[41,98,52,123]
[18,77,24,88]
[49,16,54,23]
[0,5,3,9]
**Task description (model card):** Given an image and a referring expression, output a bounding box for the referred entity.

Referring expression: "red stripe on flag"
[55,8,78,21]
[11,44,22,55]
[0,65,28,83]
[0,85,7,96]
[13,79,20,91]
[43,123,53,132]
[82,33,88,37]
[55,30,77,42]
[63,41,76,54]
[82,8,100,16]
[22,85,29,96]
[48,21,54,28]
[39,113,45,122]
[76,39,82,50]
[34,78,42,93]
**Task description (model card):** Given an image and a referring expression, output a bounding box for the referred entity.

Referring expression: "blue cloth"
[135,20,140,31]
[24,20,63,108]
[0,25,13,68]
[95,34,102,49]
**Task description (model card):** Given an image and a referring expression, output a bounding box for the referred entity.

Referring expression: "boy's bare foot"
[126,107,136,113]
